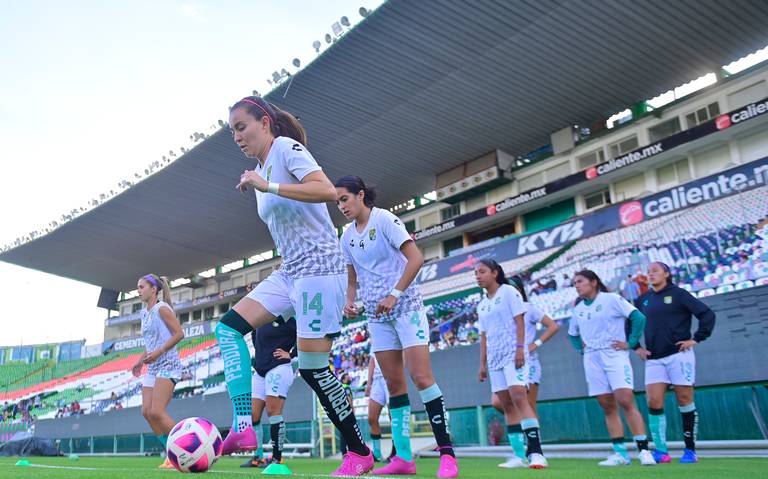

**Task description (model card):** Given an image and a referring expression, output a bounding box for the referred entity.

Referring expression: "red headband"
[239,98,274,124]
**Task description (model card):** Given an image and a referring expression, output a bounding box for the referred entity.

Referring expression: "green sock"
[506,424,525,459]
[214,321,252,432]
[253,421,263,458]
[611,437,629,459]
[648,409,668,453]
[157,434,168,448]
[389,394,413,461]
[371,434,382,459]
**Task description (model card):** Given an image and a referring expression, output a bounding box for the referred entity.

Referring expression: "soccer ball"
[167,417,223,473]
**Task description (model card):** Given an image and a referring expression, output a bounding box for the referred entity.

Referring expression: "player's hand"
[375,295,398,316]
[611,340,628,351]
[478,367,488,382]
[273,348,291,360]
[343,301,359,319]
[515,348,525,369]
[634,347,651,360]
[365,386,371,397]
[528,342,538,353]
[236,170,268,193]
[131,360,144,378]
[676,339,697,352]
[143,350,162,364]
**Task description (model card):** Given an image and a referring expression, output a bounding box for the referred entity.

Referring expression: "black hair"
[509,275,529,302]
[230,96,307,145]
[334,175,377,208]
[478,259,509,286]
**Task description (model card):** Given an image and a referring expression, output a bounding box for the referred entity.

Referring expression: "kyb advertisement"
[415,157,768,284]
[412,97,768,241]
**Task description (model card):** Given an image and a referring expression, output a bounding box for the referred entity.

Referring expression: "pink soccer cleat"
[372,455,417,475]
[331,450,375,477]
[221,426,257,455]
[436,454,459,478]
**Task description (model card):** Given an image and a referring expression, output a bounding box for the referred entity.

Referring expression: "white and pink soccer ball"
[167,417,223,473]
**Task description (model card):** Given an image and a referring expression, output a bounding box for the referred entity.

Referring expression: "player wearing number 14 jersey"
[215,96,372,477]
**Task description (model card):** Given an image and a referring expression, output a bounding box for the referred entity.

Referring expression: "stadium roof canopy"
[3,0,768,292]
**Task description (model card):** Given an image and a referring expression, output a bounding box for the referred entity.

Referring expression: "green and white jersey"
[477,284,527,370]
[568,292,636,352]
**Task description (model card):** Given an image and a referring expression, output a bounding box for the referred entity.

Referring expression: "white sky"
[0,0,384,347]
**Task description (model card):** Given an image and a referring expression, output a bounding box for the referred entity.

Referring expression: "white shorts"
[528,355,542,385]
[251,363,295,400]
[369,310,429,352]
[246,271,346,339]
[583,349,634,396]
[489,361,530,393]
[142,369,180,388]
[645,350,696,386]
[369,376,389,406]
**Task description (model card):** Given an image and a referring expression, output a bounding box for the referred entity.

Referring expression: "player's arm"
[567,314,583,354]
[514,313,526,368]
[266,170,337,203]
[680,290,716,348]
[343,264,360,318]
[478,332,488,381]
[536,315,560,346]
[626,310,646,349]
[365,359,374,396]
[394,240,424,293]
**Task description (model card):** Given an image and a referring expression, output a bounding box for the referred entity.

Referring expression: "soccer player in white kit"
[365,355,389,462]
[567,269,656,466]
[475,260,548,469]
[217,97,372,477]
[491,275,560,468]
[336,176,459,478]
[130,274,185,469]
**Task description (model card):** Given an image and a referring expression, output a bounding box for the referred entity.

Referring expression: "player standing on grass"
[491,275,560,468]
[240,316,297,472]
[216,96,372,477]
[567,269,656,466]
[475,260,548,469]
[336,176,459,478]
[130,274,184,470]
[634,262,715,464]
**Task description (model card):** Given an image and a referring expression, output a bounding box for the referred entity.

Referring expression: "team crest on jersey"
[664,296,673,304]
[369,228,376,241]
[266,165,273,181]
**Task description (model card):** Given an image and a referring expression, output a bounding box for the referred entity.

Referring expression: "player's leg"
[607,351,653,464]
[669,349,698,463]
[265,395,286,463]
[595,393,631,465]
[367,397,384,460]
[400,310,456,469]
[293,274,371,475]
[140,382,162,436]
[527,357,542,417]
[494,389,526,465]
[147,376,177,469]
[645,380,671,463]
[216,273,289,450]
[503,363,545,467]
[241,371,267,467]
[375,348,413,463]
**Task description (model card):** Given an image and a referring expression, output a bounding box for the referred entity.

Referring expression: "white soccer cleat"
[498,456,527,468]
[638,449,658,466]
[598,453,631,466]
[528,453,549,469]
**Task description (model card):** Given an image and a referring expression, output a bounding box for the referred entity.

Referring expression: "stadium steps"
[416,440,768,458]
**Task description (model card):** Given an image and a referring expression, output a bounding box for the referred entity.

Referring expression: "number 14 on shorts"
[302,292,323,331]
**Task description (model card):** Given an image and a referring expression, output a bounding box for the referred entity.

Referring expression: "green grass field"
[1,456,766,479]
